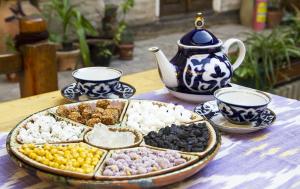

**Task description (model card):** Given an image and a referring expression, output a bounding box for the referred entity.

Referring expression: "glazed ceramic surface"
[72,67,122,99]
[149,13,246,95]
[214,88,271,124]
[166,83,232,103]
[6,99,220,188]
[194,101,276,134]
[61,82,136,102]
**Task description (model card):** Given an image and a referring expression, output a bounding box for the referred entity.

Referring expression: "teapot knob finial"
[195,12,204,29]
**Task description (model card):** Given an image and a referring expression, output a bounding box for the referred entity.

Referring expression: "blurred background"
[0,0,299,101]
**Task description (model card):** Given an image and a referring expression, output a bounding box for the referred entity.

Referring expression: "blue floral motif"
[183,53,233,93]
[217,101,266,124]
[61,82,135,102]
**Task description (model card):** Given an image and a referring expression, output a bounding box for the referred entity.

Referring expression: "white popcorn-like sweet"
[125,101,193,134]
[17,115,85,144]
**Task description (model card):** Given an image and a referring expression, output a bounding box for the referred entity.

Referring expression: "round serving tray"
[6,99,221,188]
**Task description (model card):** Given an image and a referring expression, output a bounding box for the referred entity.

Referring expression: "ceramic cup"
[72,67,122,99]
[214,88,271,124]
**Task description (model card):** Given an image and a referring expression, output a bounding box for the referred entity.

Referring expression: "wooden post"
[19,42,57,97]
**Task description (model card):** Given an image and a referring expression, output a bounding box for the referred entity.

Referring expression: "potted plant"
[118,27,134,60]
[267,0,283,28]
[232,26,300,92]
[88,39,113,66]
[43,0,97,71]
[102,4,118,39]
[114,0,135,60]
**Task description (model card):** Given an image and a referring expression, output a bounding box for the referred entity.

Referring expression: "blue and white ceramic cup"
[214,88,271,124]
[72,67,122,99]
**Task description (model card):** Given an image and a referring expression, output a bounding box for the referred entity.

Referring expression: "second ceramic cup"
[72,67,122,99]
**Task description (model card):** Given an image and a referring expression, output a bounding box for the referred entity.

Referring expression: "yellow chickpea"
[45,152,53,161]
[85,157,92,165]
[37,149,46,156]
[28,143,35,149]
[29,152,37,160]
[84,168,93,174]
[57,150,64,156]
[43,144,51,150]
[42,159,50,166]
[36,156,42,163]
[50,148,58,154]
[72,161,80,168]
[77,156,84,163]
[59,164,66,170]
[76,168,84,173]
[79,152,86,159]
[49,162,55,167]
[72,152,79,158]
[53,162,59,169]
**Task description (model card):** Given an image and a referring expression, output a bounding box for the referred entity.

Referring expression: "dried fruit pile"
[56,100,124,126]
[19,143,104,174]
[102,147,187,176]
[144,122,210,152]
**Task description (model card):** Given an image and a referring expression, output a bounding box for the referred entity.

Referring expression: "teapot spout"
[148,47,178,88]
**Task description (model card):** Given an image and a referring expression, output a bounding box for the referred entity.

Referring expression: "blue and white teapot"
[149,13,246,94]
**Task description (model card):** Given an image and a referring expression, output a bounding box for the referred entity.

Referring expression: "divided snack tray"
[7,99,221,188]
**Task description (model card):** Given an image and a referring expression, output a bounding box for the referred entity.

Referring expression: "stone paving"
[0,24,251,102]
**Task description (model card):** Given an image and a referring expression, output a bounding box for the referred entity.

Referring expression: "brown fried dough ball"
[86,118,102,127]
[56,106,69,117]
[96,100,110,109]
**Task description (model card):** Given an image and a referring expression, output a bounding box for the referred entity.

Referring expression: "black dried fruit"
[144,122,210,152]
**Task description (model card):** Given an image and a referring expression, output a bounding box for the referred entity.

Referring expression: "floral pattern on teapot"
[183,52,232,93]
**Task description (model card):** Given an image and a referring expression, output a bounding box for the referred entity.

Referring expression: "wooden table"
[0,69,163,132]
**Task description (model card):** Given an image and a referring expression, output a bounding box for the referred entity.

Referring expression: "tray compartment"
[94,146,198,180]
[49,99,129,127]
[11,143,108,180]
[14,112,89,145]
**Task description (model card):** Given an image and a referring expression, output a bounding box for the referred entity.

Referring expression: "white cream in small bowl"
[214,88,271,124]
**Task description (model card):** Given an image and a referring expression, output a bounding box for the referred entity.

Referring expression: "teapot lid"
[179,13,222,48]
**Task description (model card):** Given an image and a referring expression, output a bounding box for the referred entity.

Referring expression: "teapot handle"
[223,38,246,71]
